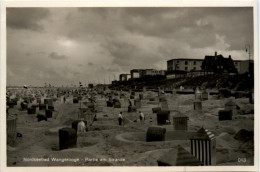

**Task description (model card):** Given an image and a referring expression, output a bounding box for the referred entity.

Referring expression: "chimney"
[229,55,231,59]
[215,51,217,56]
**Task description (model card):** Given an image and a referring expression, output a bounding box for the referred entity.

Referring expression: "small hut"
[146,126,166,142]
[39,103,47,110]
[45,109,53,118]
[225,100,237,116]
[7,114,17,145]
[193,100,202,111]
[218,109,232,120]
[73,97,79,103]
[59,128,77,150]
[157,110,170,125]
[27,107,36,114]
[190,128,216,166]
[173,113,189,131]
[201,90,208,100]
[44,98,54,107]
[21,102,28,110]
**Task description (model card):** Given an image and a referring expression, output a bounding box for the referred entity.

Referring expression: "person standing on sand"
[77,120,86,147]
[118,112,123,126]
[180,86,183,91]
[139,111,145,122]
[128,99,132,106]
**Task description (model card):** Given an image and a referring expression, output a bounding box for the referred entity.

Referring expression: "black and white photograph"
[1,1,258,171]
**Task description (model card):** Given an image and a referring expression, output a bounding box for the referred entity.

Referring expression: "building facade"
[131,69,166,79]
[130,69,141,79]
[119,74,131,82]
[201,52,237,73]
[141,69,166,77]
[167,59,203,72]
[233,60,253,74]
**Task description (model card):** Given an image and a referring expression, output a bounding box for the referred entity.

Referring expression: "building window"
[176,60,179,63]
[194,61,196,65]
[176,66,179,70]
[185,67,188,71]
[193,67,196,70]
[185,61,188,65]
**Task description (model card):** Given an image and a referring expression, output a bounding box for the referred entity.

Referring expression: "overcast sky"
[7,7,253,86]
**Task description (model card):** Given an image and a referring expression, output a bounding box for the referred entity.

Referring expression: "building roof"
[167,58,204,62]
[157,145,203,166]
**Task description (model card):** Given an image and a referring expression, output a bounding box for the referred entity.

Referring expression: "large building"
[167,59,203,72]
[201,52,237,73]
[130,69,166,79]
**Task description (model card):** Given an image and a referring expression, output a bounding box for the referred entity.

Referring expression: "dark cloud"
[7,8,50,31]
[63,7,252,51]
[102,40,141,67]
[102,38,161,71]
[49,52,68,60]
[120,7,253,49]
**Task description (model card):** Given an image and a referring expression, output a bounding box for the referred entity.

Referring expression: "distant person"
[78,120,86,133]
[63,96,66,103]
[77,120,86,147]
[128,99,132,106]
[139,111,145,121]
[94,114,97,121]
[180,86,183,91]
[118,112,123,126]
